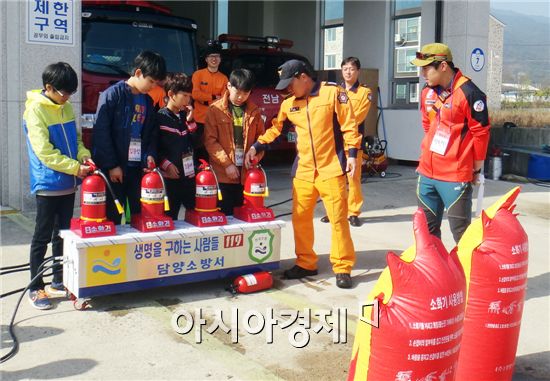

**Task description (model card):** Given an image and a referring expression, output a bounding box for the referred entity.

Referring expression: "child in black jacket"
[156,73,196,220]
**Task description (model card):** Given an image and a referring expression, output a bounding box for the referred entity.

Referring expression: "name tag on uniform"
[182,153,195,177]
[128,138,141,162]
[429,128,451,155]
[235,147,244,167]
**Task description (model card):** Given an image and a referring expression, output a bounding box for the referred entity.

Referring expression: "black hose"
[0,268,30,276]
[0,256,56,299]
[1,262,60,363]
[0,263,30,271]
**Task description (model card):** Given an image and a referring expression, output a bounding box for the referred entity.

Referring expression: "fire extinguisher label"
[250,183,265,194]
[141,188,164,201]
[83,192,106,204]
[242,274,258,287]
[196,185,217,197]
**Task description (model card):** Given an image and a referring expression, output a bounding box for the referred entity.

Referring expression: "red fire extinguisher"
[80,161,124,221]
[71,161,124,237]
[243,159,269,209]
[140,163,170,218]
[229,271,273,294]
[195,159,222,212]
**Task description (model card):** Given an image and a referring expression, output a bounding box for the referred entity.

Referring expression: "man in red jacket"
[411,43,490,243]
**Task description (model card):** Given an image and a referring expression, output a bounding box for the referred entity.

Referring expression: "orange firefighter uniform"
[253,81,361,274]
[191,68,229,124]
[344,81,372,217]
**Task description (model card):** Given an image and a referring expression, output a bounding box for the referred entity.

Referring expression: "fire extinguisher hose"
[153,167,170,211]
[94,170,124,215]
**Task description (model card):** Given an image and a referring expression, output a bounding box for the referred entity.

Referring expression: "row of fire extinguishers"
[71,158,275,238]
[70,159,276,294]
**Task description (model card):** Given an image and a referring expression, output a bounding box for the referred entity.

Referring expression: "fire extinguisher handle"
[84,160,97,172]
[198,159,209,170]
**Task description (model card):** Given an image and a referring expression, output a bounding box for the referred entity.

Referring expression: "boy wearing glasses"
[411,43,490,243]
[23,62,92,309]
[204,69,265,215]
[192,44,229,163]
[92,51,166,224]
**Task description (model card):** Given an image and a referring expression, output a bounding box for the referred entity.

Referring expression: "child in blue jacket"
[24,62,91,309]
[92,51,166,224]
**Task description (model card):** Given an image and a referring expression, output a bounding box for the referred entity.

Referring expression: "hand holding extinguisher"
[77,157,94,179]
[244,146,258,169]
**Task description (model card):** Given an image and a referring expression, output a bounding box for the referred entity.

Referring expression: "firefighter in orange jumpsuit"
[245,60,361,289]
[320,57,371,227]
[191,44,229,162]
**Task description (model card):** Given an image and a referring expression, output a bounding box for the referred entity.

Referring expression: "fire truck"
[80,1,198,148]
[217,34,313,153]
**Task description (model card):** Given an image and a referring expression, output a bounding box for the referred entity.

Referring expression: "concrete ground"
[1,163,549,380]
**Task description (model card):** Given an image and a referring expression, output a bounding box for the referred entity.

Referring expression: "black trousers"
[165,176,195,220]
[219,183,244,216]
[30,193,75,291]
[106,167,142,225]
[192,123,209,166]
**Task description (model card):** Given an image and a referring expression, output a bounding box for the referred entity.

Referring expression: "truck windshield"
[83,20,196,76]
[220,53,311,87]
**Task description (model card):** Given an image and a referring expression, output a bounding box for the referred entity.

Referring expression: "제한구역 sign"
[26,0,74,46]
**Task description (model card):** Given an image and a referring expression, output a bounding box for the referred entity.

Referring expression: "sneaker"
[320,215,330,223]
[28,290,52,310]
[283,265,318,279]
[45,282,66,297]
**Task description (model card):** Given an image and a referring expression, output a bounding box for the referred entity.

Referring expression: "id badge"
[235,147,244,167]
[182,153,195,177]
[128,138,141,162]
[429,129,451,155]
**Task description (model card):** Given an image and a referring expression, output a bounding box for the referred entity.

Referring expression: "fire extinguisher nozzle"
[265,187,269,197]
[217,190,223,201]
[114,200,124,215]
[164,196,170,211]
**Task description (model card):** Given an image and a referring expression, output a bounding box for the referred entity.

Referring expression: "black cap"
[275,59,309,90]
[204,44,221,57]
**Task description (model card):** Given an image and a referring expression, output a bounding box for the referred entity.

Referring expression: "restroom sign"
[470,48,485,72]
[26,0,74,46]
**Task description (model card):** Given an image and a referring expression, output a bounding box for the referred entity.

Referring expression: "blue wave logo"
[254,246,267,256]
[92,257,121,275]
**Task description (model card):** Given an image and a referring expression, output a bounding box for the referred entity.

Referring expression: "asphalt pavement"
[1,162,549,380]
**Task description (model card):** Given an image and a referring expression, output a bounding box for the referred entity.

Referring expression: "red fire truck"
[217,34,313,153]
[80,1,198,148]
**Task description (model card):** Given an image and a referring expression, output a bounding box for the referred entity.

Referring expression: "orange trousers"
[347,159,363,217]
[292,175,356,274]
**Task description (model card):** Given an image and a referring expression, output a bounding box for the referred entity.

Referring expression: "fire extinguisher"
[243,159,269,209]
[80,161,124,221]
[195,159,222,212]
[140,163,170,218]
[228,271,273,294]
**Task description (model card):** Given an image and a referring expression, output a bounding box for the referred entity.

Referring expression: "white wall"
[1,1,82,212]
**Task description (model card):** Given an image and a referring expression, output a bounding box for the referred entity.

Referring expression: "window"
[325,54,336,69]
[321,0,343,70]
[396,48,418,74]
[390,0,421,107]
[326,28,336,42]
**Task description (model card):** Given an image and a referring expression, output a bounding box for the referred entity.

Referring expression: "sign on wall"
[470,48,485,72]
[26,0,74,46]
